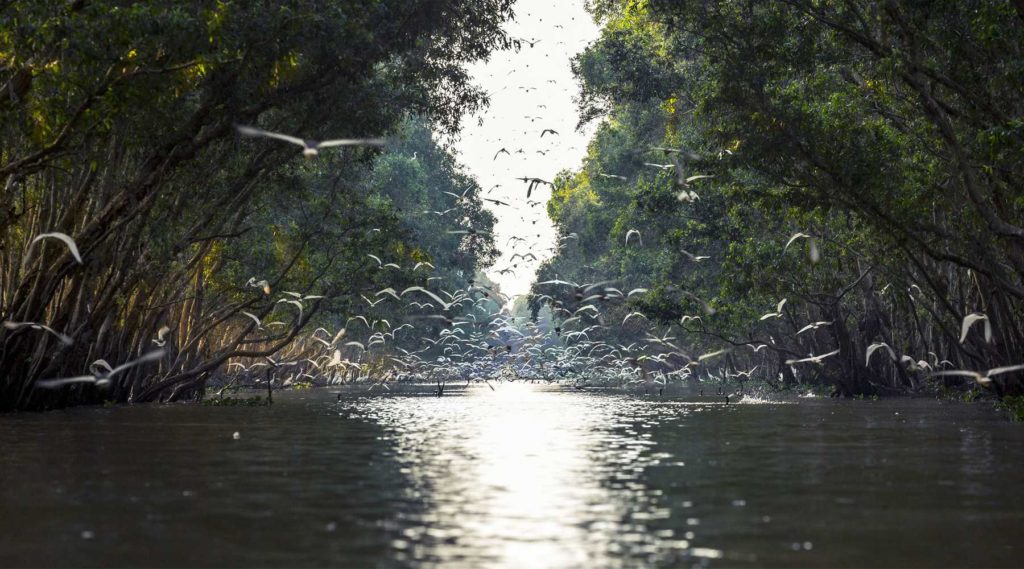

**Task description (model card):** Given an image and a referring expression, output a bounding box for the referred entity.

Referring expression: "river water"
[1,384,1022,567]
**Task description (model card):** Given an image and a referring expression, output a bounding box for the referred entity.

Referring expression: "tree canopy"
[533,0,1024,397]
[0,0,514,409]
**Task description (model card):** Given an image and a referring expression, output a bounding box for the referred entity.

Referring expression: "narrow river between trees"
[2,384,1022,567]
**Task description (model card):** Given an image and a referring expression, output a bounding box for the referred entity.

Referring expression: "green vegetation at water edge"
[530,0,1024,401]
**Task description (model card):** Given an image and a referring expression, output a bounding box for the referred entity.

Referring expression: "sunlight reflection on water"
[351,383,683,567]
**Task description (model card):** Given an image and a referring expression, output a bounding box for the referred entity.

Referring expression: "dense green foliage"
[0,0,512,410]
[534,0,1024,397]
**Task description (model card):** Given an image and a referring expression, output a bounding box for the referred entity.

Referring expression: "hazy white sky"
[452,0,600,302]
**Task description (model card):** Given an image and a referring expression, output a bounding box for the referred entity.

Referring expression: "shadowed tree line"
[533,0,1024,398]
[0,0,511,410]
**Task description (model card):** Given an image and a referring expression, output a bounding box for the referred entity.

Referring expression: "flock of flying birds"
[450,27,600,283]
[5,18,1020,399]
[6,121,1020,400]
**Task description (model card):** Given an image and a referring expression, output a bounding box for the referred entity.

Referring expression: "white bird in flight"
[680,248,710,262]
[402,287,454,311]
[236,125,385,157]
[698,348,731,362]
[3,320,73,346]
[152,326,172,347]
[786,349,840,365]
[760,299,787,320]
[959,312,992,344]
[797,321,832,335]
[34,349,166,389]
[865,342,897,367]
[784,232,820,263]
[930,364,1024,387]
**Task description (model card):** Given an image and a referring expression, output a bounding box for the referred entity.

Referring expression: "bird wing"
[987,364,1024,377]
[361,295,381,306]
[959,313,987,343]
[401,287,450,310]
[865,342,895,366]
[929,370,979,379]
[33,323,74,345]
[276,298,304,317]
[685,174,715,183]
[816,349,841,360]
[32,232,83,264]
[698,348,730,362]
[784,233,809,251]
[241,311,262,327]
[109,349,166,377]
[1,320,31,331]
[561,316,582,328]
[788,349,839,364]
[236,125,306,147]
[622,312,647,325]
[316,138,386,148]
[348,315,369,327]
[34,375,98,389]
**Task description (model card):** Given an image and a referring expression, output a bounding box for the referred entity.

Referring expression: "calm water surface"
[1,384,1023,567]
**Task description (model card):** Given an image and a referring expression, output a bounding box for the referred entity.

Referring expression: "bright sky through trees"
[453,0,600,300]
